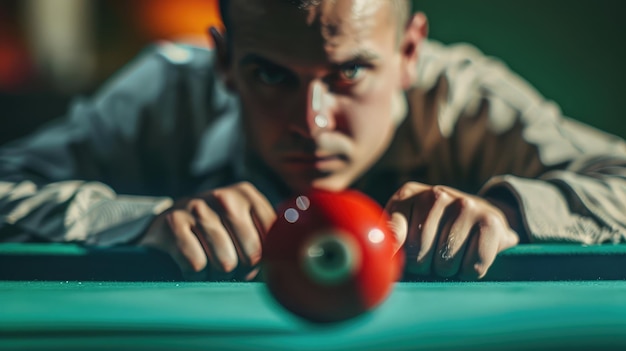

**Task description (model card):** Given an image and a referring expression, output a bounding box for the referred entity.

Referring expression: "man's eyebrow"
[331,49,381,66]
[238,49,381,69]
[239,53,279,67]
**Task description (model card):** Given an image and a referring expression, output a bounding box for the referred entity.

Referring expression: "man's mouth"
[281,153,347,171]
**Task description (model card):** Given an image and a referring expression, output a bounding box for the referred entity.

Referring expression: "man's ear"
[209,26,236,91]
[399,12,428,90]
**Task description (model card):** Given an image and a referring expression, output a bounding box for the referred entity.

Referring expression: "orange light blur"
[132,0,223,41]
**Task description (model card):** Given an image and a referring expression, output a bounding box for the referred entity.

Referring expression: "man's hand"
[139,182,276,280]
[385,182,520,280]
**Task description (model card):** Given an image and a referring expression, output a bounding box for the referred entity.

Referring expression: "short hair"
[218,0,412,41]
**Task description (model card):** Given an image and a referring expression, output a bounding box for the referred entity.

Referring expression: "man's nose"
[289,81,335,137]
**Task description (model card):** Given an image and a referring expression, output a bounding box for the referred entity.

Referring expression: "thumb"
[386,211,408,281]
[387,211,408,254]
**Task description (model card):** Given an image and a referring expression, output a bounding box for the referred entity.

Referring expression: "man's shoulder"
[151,41,215,68]
[415,39,542,113]
[95,41,223,106]
[130,41,217,76]
[111,41,217,85]
[416,39,499,89]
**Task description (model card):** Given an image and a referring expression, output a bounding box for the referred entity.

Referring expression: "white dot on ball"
[296,196,311,211]
[368,228,385,244]
[314,115,329,128]
[284,208,300,223]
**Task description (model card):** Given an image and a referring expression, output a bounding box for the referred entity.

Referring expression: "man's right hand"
[139,182,277,280]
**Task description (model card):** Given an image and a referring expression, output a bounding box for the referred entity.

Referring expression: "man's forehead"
[318,0,387,40]
[228,0,389,21]
[228,0,394,63]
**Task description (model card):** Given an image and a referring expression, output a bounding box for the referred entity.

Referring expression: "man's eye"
[339,64,365,81]
[257,67,287,85]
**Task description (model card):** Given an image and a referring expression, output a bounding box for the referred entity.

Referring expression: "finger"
[189,199,239,273]
[385,182,432,254]
[243,183,277,240]
[433,198,477,278]
[499,227,521,252]
[404,190,434,253]
[384,198,411,254]
[244,267,261,282]
[386,181,431,204]
[166,210,208,273]
[388,211,409,253]
[408,186,453,275]
[222,210,263,267]
[458,233,481,281]
[218,183,275,268]
[458,218,501,280]
[384,208,409,282]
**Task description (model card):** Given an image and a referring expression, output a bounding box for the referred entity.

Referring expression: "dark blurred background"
[0,0,624,146]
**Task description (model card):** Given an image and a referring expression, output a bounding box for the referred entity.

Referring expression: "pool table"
[2,243,626,350]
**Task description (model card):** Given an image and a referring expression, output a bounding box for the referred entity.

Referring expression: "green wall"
[414,0,626,138]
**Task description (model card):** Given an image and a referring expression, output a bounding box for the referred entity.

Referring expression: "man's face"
[225,0,411,193]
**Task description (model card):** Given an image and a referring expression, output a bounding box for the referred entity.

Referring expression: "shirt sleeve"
[416,40,626,244]
[0,44,198,245]
[477,122,626,244]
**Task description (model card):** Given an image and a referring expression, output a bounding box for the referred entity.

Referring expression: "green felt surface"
[2,243,626,281]
[1,281,626,350]
[3,243,626,256]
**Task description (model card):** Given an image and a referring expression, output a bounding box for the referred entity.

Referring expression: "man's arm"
[0,43,224,246]
[416,40,626,245]
[386,40,626,280]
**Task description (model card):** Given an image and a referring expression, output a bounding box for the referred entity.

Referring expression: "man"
[1,0,625,281]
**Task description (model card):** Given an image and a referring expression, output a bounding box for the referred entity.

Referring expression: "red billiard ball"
[263,190,404,323]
